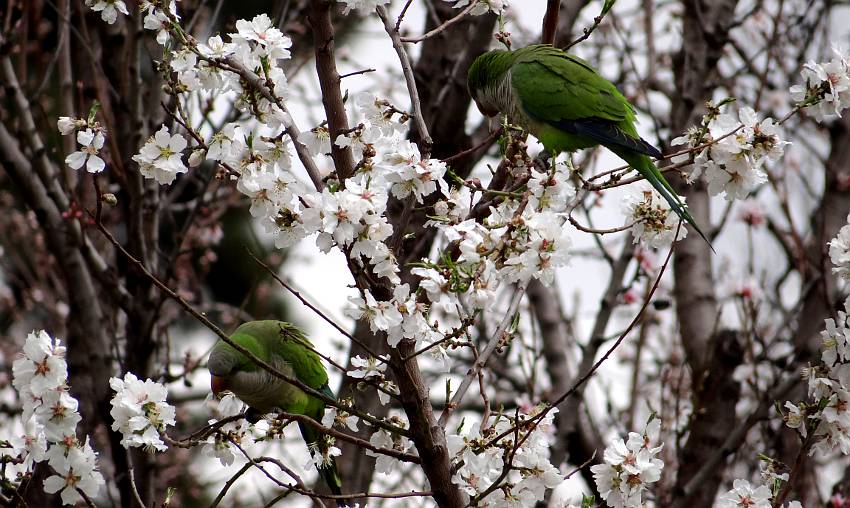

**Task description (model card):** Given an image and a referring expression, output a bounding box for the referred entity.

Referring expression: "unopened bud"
[100,193,118,206]
[188,149,205,167]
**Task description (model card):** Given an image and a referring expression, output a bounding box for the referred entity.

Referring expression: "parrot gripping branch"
[94,219,411,439]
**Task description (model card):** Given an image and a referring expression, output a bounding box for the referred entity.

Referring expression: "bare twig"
[438,285,526,427]
[399,2,478,44]
[376,5,433,154]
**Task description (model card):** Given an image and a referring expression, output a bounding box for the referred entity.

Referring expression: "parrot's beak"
[210,374,228,395]
[473,99,498,118]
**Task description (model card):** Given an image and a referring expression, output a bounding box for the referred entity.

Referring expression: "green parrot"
[467,44,710,245]
[208,320,347,506]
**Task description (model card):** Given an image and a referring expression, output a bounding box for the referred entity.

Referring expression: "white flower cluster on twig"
[2,331,104,505]
[621,184,688,249]
[590,418,664,508]
[672,105,787,201]
[790,45,850,120]
[782,214,850,456]
[109,372,176,452]
[57,116,107,174]
[717,478,801,508]
[447,405,562,507]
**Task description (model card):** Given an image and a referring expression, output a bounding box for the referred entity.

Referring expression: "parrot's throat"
[479,71,530,129]
[227,359,300,414]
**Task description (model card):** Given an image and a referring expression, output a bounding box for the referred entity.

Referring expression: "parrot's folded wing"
[272,324,330,391]
[510,47,631,124]
[548,117,663,158]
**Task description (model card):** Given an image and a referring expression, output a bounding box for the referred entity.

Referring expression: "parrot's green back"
[208,321,346,505]
[467,44,710,246]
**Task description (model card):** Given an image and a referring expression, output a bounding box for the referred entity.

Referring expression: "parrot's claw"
[243,407,263,424]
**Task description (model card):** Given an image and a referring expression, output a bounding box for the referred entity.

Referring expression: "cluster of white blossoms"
[830,214,850,280]
[109,372,176,452]
[781,215,850,456]
[590,417,664,508]
[448,0,509,16]
[783,294,850,455]
[672,105,787,201]
[790,45,850,120]
[346,354,399,403]
[446,406,562,507]
[203,393,252,466]
[590,418,664,508]
[57,116,107,174]
[367,427,415,474]
[142,1,180,45]
[3,330,104,505]
[85,0,129,24]
[621,184,689,249]
[717,479,801,508]
[132,126,189,185]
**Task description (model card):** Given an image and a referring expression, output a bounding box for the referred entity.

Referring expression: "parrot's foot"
[243,407,264,423]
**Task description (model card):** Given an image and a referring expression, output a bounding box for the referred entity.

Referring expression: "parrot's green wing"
[510,45,662,158]
[269,322,329,391]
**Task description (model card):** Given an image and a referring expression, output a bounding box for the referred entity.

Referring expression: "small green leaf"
[601,0,616,16]
[87,101,101,125]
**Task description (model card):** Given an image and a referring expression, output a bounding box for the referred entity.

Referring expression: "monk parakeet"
[208,320,346,505]
[467,44,710,245]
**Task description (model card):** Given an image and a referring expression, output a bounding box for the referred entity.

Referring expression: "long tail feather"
[299,419,349,507]
[614,149,714,250]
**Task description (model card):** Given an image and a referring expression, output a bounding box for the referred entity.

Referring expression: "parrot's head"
[208,328,265,397]
[208,346,239,396]
[467,49,513,117]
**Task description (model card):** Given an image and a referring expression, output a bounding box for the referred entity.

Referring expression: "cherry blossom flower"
[717,479,772,508]
[348,355,387,379]
[132,126,189,185]
[622,185,688,249]
[65,129,106,173]
[85,0,129,24]
[43,440,104,505]
[109,372,176,452]
[12,330,68,398]
[448,0,508,16]
[590,419,664,508]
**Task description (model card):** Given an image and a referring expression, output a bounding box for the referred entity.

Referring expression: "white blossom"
[830,214,850,280]
[109,373,176,452]
[366,429,412,474]
[43,440,104,506]
[790,46,850,119]
[133,126,189,185]
[337,0,390,13]
[86,0,129,24]
[203,394,250,466]
[348,355,387,379]
[12,330,68,398]
[717,479,772,508]
[65,129,106,173]
[590,419,664,508]
[672,106,786,201]
[447,0,508,16]
[322,407,359,432]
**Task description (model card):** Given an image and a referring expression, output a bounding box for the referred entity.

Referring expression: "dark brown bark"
[308,0,356,181]
[670,330,743,506]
